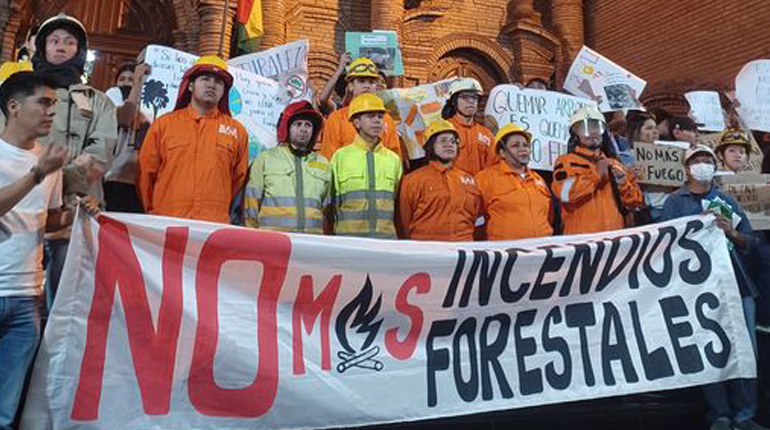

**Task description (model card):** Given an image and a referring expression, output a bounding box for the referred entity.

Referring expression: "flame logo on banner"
[335,275,385,373]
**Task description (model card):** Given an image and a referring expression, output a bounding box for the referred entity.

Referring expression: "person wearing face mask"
[441,79,497,176]
[475,123,554,241]
[136,56,248,223]
[551,105,643,235]
[320,58,402,161]
[0,14,117,312]
[398,119,481,241]
[661,145,766,430]
[243,101,330,233]
[103,62,151,213]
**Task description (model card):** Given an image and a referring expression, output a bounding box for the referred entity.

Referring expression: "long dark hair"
[626,111,656,142]
[567,129,618,159]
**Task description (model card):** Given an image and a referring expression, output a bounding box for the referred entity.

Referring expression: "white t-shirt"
[0,138,63,297]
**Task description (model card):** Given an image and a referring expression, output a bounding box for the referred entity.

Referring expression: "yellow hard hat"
[495,123,532,146]
[0,61,33,83]
[348,94,386,120]
[187,55,233,88]
[569,105,605,128]
[195,55,229,71]
[347,57,380,80]
[716,129,752,153]
[448,78,483,98]
[423,119,458,145]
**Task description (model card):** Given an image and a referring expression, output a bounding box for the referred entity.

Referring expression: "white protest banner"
[377,78,461,159]
[564,46,646,112]
[22,212,755,430]
[140,45,290,161]
[717,173,770,230]
[735,59,770,132]
[229,39,313,103]
[685,91,726,132]
[633,141,686,187]
[484,85,597,170]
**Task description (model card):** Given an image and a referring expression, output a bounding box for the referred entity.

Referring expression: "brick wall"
[587,0,770,110]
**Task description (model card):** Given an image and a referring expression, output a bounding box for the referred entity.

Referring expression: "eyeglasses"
[349,63,378,74]
[458,93,480,102]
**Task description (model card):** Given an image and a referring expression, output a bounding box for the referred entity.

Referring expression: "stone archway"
[429,47,509,114]
[429,48,507,93]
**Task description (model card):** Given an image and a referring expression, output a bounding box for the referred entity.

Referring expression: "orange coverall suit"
[320,106,402,161]
[398,161,482,241]
[137,106,249,223]
[448,116,498,175]
[475,161,554,241]
[551,146,643,235]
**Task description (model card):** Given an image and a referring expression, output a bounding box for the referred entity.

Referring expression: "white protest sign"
[685,91,726,132]
[229,39,313,103]
[377,78,462,159]
[22,212,756,430]
[564,46,646,112]
[484,85,597,170]
[735,59,770,132]
[140,45,290,161]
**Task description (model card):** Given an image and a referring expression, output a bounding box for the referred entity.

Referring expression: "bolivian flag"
[237,0,263,52]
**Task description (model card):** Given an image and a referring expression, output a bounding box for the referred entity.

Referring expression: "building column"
[198,0,237,58]
[259,0,286,49]
[503,0,559,85]
[371,0,403,31]
[551,0,584,68]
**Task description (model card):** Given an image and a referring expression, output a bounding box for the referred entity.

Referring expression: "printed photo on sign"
[565,46,646,112]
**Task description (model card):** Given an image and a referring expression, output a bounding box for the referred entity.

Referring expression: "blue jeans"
[703,296,758,424]
[0,296,41,430]
[44,239,69,314]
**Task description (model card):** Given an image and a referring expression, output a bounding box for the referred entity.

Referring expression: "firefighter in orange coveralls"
[551,106,643,235]
[475,123,554,241]
[320,57,402,161]
[398,119,481,241]
[136,56,249,223]
[441,78,497,175]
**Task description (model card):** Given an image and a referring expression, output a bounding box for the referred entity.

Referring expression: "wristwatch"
[30,166,46,185]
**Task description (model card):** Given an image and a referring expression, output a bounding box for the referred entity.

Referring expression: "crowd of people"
[0,12,768,430]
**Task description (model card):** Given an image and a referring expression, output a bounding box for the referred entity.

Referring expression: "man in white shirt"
[0,71,71,430]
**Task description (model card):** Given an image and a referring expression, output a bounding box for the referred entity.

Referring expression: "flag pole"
[218,0,232,57]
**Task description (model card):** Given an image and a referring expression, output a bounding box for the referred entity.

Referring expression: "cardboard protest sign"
[229,39,313,102]
[22,212,756,430]
[633,141,686,187]
[564,46,646,112]
[377,78,460,159]
[484,85,597,170]
[735,59,770,132]
[346,31,404,76]
[139,45,291,161]
[717,173,770,230]
[685,91,726,132]
[699,132,764,174]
